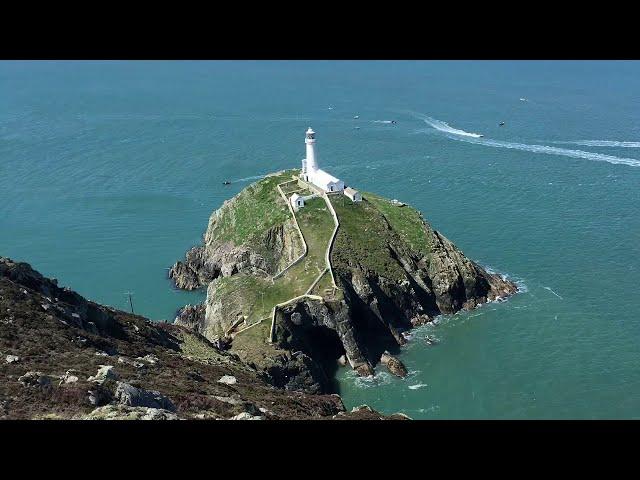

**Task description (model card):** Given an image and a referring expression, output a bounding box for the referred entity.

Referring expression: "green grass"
[214,194,336,340]
[364,192,432,256]
[330,194,408,281]
[210,170,299,246]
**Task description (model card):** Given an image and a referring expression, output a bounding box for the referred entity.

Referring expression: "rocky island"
[170,166,517,394]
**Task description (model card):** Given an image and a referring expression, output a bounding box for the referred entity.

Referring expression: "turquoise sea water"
[2,61,639,418]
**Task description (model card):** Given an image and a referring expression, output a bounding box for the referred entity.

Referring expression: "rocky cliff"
[170,173,518,393]
[0,257,401,420]
[169,173,304,290]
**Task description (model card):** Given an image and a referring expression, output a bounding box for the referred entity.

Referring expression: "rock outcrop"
[169,178,304,290]
[0,256,394,420]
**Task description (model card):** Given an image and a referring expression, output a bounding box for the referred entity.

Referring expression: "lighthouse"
[300,127,345,193]
[305,127,318,173]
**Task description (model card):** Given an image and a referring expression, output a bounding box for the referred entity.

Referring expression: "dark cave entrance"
[284,324,346,394]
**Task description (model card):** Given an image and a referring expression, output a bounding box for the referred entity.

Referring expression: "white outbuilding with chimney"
[301,128,345,193]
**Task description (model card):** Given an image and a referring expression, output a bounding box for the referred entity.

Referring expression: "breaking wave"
[413,113,640,167]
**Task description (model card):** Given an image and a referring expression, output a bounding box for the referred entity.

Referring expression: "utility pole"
[124,291,135,314]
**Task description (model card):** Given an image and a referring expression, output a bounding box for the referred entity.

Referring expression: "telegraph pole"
[124,291,135,314]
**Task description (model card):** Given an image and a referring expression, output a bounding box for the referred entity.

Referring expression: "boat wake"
[412,112,640,168]
[408,383,428,390]
[553,140,640,148]
[543,286,563,300]
[418,114,483,138]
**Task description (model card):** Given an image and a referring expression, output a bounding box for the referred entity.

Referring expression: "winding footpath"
[231,175,342,342]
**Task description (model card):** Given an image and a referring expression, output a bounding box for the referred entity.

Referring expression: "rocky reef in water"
[0,257,402,420]
[170,172,518,393]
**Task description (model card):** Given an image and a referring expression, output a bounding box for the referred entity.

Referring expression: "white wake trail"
[412,112,640,167]
[543,286,563,300]
[418,114,483,138]
[554,140,640,148]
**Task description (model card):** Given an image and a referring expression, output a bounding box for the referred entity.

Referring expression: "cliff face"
[0,257,400,420]
[170,175,518,393]
[169,174,304,290]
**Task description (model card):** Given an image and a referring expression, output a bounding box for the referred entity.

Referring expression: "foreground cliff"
[0,257,402,420]
[170,171,518,393]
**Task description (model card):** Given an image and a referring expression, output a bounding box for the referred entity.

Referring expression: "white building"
[290,193,304,210]
[344,187,362,202]
[300,128,345,193]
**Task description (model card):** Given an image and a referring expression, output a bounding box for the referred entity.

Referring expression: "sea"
[1,60,639,419]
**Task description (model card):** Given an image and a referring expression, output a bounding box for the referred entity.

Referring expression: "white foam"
[353,371,394,389]
[543,286,564,300]
[373,120,393,124]
[408,383,428,390]
[417,114,483,138]
[554,140,640,148]
[413,113,640,167]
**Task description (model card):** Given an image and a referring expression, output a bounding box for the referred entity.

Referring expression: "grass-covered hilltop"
[170,170,517,393]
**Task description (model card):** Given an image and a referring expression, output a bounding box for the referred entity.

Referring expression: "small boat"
[222,180,231,185]
[391,120,397,124]
[353,115,359,119]
[328,106,334,110]
[499,121,505,126]
[519,97,527,102]
[478,134,484,138]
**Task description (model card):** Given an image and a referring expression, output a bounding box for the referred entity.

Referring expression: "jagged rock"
[88,365,118,384]
[213,336,232,351]
[380,351,408,378]
[18,371,51,388]
[174,304,206,331]
[84,405,179,420]
[87,385,112,406]
[138,354,159,365]
[59,370,79,385]
[218,375,237,385]
[6,354,20,364]
[337,354,347,366]
[114,382,176,412]
[229,412,264,420]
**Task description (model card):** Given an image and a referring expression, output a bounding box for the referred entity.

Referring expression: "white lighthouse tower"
[300,127,345,193]
[301,127,317,181]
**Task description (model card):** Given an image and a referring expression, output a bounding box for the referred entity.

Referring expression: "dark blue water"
[2,61,639,418]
